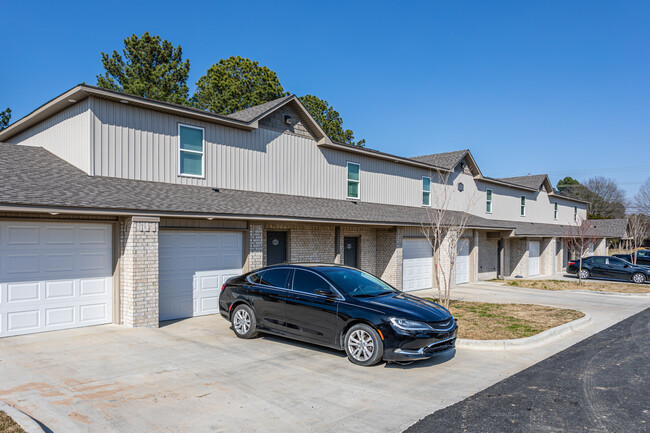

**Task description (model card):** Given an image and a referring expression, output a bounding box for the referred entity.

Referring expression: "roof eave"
[0,85,257,142]
[318,142,450,171]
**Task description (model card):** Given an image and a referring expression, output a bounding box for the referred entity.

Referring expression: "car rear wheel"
[344,324,384,366]
[579,269,590,280]
[231,304,258,339]
[632,273,646,284]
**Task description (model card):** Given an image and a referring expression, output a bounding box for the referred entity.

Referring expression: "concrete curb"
[456,312,592,351]
[0,401,46,433]
[483,281,650,297]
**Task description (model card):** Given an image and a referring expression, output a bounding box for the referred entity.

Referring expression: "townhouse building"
[0,85,612,338]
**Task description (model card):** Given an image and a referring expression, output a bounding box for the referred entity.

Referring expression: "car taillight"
[568,261,576,266]
[221,283,226,292]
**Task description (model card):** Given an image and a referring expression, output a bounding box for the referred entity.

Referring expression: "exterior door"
[528,241,540,276]
[159,231,242,321]
[456,239,470,284]
[343,237,359,268]
[402,238,433,291]
[0,222,113,338]
[267,231,287,266]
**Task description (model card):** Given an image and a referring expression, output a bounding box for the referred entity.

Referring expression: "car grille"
[429,319,455,331]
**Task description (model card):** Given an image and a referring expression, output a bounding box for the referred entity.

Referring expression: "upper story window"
[574,206,578,221]
[422,176,431,206]
[347,162,360,199]
[520,196,526,216]
[178,124,205,177]
[554,203,558,220]
[486,189,493,213]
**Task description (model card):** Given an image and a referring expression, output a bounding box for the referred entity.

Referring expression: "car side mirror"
[315,289,336,298]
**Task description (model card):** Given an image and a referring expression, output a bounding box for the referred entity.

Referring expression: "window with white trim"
[574,206,578,221]
[178,124,204,177]
[554,202,558,220]
[486,189,493,213]
[347,162,360,199]
[422,176,431,206]
[520,196,526,216]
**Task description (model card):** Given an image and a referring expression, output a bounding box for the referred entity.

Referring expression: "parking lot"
[0,284,648,433]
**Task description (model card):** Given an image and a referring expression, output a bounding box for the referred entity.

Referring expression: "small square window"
[179,124,204,177]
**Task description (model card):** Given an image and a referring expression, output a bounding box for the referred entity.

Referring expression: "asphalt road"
[406,307,650,433]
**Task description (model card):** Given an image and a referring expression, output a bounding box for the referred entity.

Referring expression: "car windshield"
[317,268,397,298]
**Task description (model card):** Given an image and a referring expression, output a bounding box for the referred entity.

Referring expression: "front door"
[343,237,358,268]
[267,231,287,265]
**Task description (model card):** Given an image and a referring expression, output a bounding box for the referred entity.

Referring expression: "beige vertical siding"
[7,99,91,173]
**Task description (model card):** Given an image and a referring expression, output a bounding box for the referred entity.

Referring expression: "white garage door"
[159,231,242,321]
[0,222,113,338]
[529,241,540,276]
[402,239,433,292]
[456,239,470,285]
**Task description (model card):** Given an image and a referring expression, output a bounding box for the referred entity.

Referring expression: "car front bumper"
[380,324,458,362]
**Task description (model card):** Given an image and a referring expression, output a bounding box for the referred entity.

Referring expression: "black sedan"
[219,264,457,366]
[566,256,650,284]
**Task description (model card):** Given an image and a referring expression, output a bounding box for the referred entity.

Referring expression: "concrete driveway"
[1,285,648,433]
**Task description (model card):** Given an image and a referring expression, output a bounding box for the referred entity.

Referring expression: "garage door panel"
[456,239,470,285]
[46,281,75,299]
[159,231,242,321]
[46,306,75,326]
[0,222,112,338]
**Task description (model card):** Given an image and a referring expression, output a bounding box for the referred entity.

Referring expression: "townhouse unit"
[0,85,616,338]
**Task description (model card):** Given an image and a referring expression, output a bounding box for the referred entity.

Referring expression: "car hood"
[362,293,451,322]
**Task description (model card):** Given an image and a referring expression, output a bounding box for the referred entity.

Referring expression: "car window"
[259,269,292,289]
[608,257,627,267]
[591,257,606,264]
[292,270,332,295]
[638,251,648,258]
[318,268,397,298]
[248,272,263,284]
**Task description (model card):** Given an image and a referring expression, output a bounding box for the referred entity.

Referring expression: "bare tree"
[583,177,628,219]
[421,168,477,308]
[634,178,650,216]
[627,214,649,264]
[564,216,598,285]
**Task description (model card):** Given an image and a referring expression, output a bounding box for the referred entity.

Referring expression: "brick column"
[120,216,159,328]
[376,228,403,289]
[473,230,479,283]
[249,224,264,270]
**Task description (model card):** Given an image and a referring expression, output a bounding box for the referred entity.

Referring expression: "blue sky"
[2,1,649,198]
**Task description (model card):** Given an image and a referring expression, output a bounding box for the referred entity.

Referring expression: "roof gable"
[410,149,482,176]
[497,174,553,192]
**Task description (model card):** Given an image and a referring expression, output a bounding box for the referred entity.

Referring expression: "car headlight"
[389,317,433,332]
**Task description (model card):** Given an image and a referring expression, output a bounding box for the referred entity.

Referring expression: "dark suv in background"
[613,250,650,266]
[567,256,650,284]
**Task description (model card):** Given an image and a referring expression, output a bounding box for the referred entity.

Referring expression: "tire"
[344,324,384,366]
[579,269,590,280]
[632,273,646,284]
[231,304,258,339]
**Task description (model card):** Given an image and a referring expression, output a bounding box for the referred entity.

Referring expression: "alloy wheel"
[579,269,589,279]
[347,329,375,361]
[233,309,251,335]
[633,273,646,284]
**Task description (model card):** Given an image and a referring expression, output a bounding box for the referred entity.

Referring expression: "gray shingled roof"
[226,95,294,122]
[497,174,548,190]
[410,150,468,170]
[0,143,512,229]
[590,219,628,238]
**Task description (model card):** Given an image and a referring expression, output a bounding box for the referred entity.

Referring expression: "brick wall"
[248,224,264,271]
[478,231,498,280]
[509,238,528,277]
[376,228,402,289]
[540,238,555,275]
[120,216,159,327]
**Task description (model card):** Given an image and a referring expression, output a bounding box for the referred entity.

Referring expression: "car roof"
[253,263,357,272]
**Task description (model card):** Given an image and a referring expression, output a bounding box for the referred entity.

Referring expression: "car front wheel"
[344,324,384,366]
[632,273,646,284]
[579,269,590,280]
[231,304,258,339]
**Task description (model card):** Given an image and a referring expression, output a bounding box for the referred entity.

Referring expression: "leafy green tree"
[0,108,10,130]
[299,95,365,147]
[97,32,191,105]
[193,56,287,114]
[555,176,581,194]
